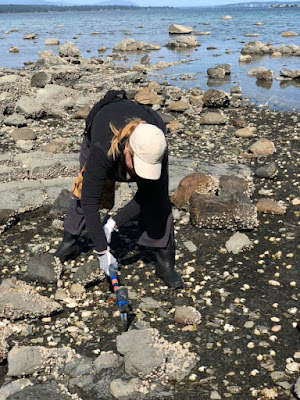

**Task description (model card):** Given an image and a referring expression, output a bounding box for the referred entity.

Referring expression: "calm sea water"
[0,6,299,110]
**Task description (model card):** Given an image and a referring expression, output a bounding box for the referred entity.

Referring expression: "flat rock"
[110,378,143,400]
[199,111,227,125]
[166,35,200,49]
[235,126,255,138]
[0,279,63,320]
[138,297,161,311]
[45,38,60,45]
[280,68,300,79]
[282,31,298,37]
[0,378,33,399]
[241,41,273,55]
[27,253,62,283]
[225,232,252,254]
[134,87,162,105]
[94,351,120,373]
[6,382,73,400]
[207,67,225,79]
[167,100,190,112]
[73,105,90,119]
[72,259,104,286]
[169,24,192,34]
[4,113,27,127]
[174,306,201,325]
[49,189,72,217]
[31,71,51,88]
[11,127,37,141]
[256,198,287,215]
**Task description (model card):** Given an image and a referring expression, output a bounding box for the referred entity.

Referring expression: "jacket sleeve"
[81,145,112,252]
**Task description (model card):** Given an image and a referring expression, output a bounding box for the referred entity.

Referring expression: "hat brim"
[133,153,162,180]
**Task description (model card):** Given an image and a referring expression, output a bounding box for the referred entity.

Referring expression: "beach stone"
[134,87,162,105]
[172,173,218,210]
[202,89,230,108]
[58,41,81,59]
[183,240,197,252]
[0,279,63,320]
[6,381,73,400]
[232,117,247,128]
[140,54,150,64]
[35,84,79,111]
[117,328,197,382]
[138,297,160,311]
[27,253,61,283]
[0,378,33,399]
[189,94,203,107]
[256,198,287,215]
[94,351,119,373]
[40,139,68,153]
[167,99,190,112]
[15,95,44,118]
[207,67,225,79]
[248,139,276,157]
[72,259,104,286]
[198,31,210,35]
[241,41,273,55]
[110,378,143,400]
[23,33,36,40]
[221,15,232,20]
[235,126,255,138]
[219,175,253,197]
[11,127,36,141]
[190,193,258,230]
[35,50,68,69]
[239,55,252,63]
[9,46,19,53]
[45,38,60,45]
[166,119,183,132]
[280,68,300,79]
[255,162,278,178]
[4,113,27,127]
[64,355,93,377]
[169,24,192,34]
[256,69,273,81]
[244,33,259,37]
[282,31,298,37]
[225,232,252,254]
[248,67,269,78]
[166,35,200,49]
[31,71,51,88]
[273,44,300,56]
[199,111,227,125]
[174,306,201,325]
[272,51,282,58]
[73,105,90,119]
[217,63,231,74]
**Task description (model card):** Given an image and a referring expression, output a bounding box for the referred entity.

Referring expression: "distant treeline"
[0,4,140,13]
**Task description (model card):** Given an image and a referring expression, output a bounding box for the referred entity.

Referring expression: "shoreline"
[0,44,299,400]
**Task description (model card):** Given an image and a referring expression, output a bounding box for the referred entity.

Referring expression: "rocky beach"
[0,29,299,400]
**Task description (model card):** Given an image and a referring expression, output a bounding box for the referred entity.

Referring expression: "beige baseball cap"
[129,123,167,180]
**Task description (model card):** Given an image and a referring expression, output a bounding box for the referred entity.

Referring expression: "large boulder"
[169,24,192,34]
[35,84,80,113]
[202,89,230,108]
[241,41,273,55]
[15,95,44,118]
[248,67,273,80]
[34,50,68,69]
[113,38,160,51]
[280,68,300,79]
[207,67,226,79]
[166,35,200,48]
[273,44,300,56]
[0,74,31,115]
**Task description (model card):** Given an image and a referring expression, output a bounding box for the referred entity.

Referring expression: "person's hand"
[97,250,118,276]
[104,217,118,244]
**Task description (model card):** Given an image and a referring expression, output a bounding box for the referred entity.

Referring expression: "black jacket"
[81,92,172,252]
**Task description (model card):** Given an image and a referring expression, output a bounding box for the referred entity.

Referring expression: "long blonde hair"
[108,118,142,160]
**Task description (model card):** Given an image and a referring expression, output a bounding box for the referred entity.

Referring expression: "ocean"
[0,6,299,110]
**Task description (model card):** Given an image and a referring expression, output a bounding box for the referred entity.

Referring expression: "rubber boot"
[155,238,183,289]
[54,231,81,263]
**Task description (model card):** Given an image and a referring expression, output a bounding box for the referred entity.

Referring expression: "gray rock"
[35,84,79,112]
[72,259,104,286]
[27,253,61,283]
[273,44,300,56]
[15,95,44,118]
[58,41,81,59]
[49,189,72,217]
[225,232,252,254]
[7,346,43,376]
[140,54,150,65]
[94,351,119,373]
[241,40,273,55]
[138,297,161,311]
[35,50,68,69]
[207,67,226,79]
[255,162,278,178]
[183,240,197,252]
[3,113,27,127]
[0,378,33,400]
[63,355,93,377]
[6,382,73,400]
[45,38,60,45]
[0,279,63,320]
[110,378,143,400]
[11,127,37,141]
[199,111,227,125]
[217,64,231,74]
[280,68,300,79]
[31,71,51,88]
[166,35,200,49]
[294,376,300,398]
